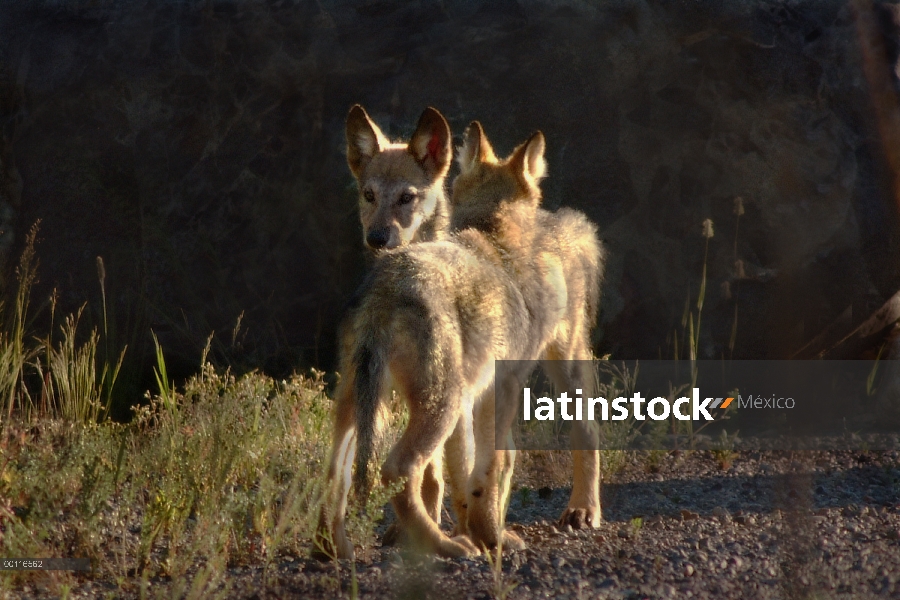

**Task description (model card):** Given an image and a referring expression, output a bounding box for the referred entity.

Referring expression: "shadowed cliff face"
[0,0,898,380]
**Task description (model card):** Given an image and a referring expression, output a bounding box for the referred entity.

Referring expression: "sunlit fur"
[450,122,606,549]
[317,123,605,560]
[346,105,451,251]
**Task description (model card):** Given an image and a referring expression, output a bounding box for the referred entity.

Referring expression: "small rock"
[538,486,553,500]
[680,509,699,521]
[563,523,574,534]
[617,527,632,539]
[647,514,664,527]
[712,506,730,522]
[657,583,676,597]
[884,528,900,541]
[684,564,695,577]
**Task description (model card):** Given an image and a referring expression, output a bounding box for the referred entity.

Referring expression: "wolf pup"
[316,105,468,559]
[340,105,473,541]
[317,126,566,559]
[450,122,605,549]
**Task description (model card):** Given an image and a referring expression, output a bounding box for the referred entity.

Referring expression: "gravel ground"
[12,446,900,599]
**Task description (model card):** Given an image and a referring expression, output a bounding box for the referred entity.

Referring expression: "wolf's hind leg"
[314,375,359,560]
[422,453,444,524]
[382,375,478,558]
[445,408,474,537]
[467,376,527,552]
[382,454,444,547]
[544,348,601,529]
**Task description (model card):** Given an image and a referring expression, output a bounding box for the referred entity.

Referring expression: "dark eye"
[363,189,375,203]
[398,192,415,205]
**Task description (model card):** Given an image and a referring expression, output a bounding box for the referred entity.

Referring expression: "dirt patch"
[14,445,899,599]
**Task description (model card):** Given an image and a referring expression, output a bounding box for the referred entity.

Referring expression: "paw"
[439,534,480,558]
[501,529,526,551]
[558,506,600,530]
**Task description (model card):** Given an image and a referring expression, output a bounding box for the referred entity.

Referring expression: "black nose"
[366,228,391,249]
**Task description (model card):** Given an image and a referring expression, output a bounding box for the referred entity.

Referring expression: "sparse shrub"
[0,364,397,595]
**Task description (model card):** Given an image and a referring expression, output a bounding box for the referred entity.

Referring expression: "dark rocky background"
[2,0,900,410]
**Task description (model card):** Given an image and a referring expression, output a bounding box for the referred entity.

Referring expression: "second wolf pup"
[449,122,605,549]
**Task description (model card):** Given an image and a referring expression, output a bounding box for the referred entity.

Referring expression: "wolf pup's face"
[450,121,547,231]
[345,105,452,251]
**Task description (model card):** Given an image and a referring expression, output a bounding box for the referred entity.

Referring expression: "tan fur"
[318,109,606,559]
[449,123,606,549]
[316,106,468,559]
[346,105,451,251]
[350,105,469,534]
[317,127,576,559]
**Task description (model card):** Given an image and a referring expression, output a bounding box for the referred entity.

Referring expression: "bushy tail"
[353,343,385,501]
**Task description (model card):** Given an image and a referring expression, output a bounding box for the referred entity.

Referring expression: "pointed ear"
[457,121,497,174]
[408,107,452,180]
[510,131,547,184]
[346,105,389,179]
